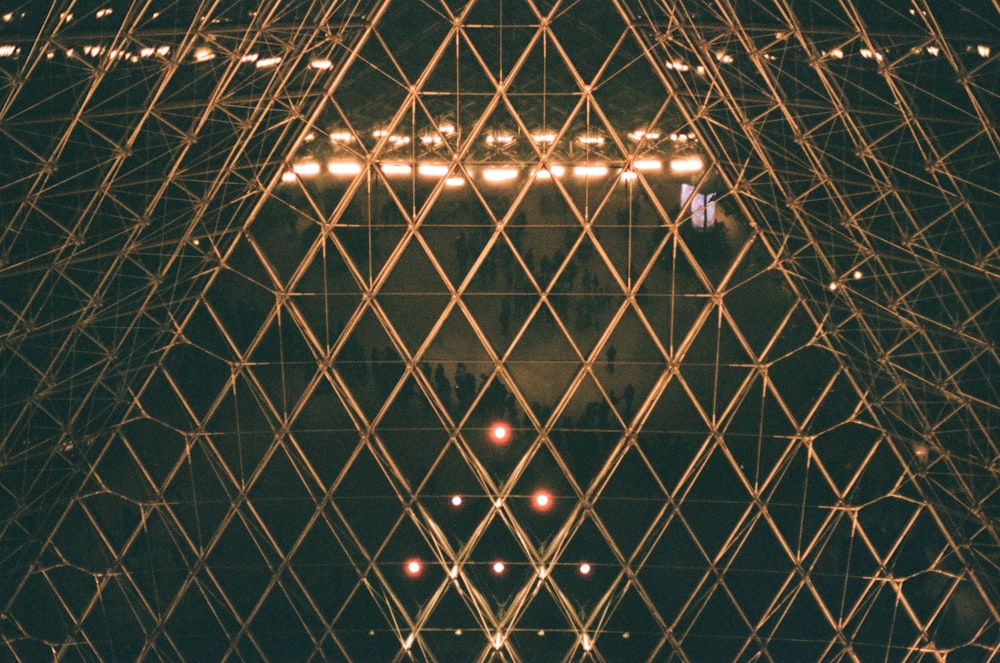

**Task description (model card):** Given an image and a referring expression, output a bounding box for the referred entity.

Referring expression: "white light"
[860,48,884,62]
[828,281,838,291]
[329,131,353,143]
[445,176,465,187]
[373,129,389,138]
[60,12,73,22]
[256,56,281,68]
[829,48,844,59]
[292,161,321,177]
[404,634,414,650]
[241,53,259,64]
[532,132,556,144]
[156,46,170,57]
[281,171,296,183]
[535,165,565,179]
[538,568,547,579]
[492,561,506,574]
[486,133,514,145]
[418,163,449,177]
[634,159,662,171]
[449,565,459,578]
[381,163,412,175]
[2,13,12,22]
[493,634,504,649]
[669,156,704,174]
[140,47,155,58]
[194,47,215,62]
[420,134,443,145]
[328,161,362,176]
[579,562,592,575]
[310,59,332,70]
[853,270,863,280]
[573,165,609,177]
[304,132,316,142]
[0,45,17,58]
[628,130,660,141]
[96,8,113,19]
[388,134,410,146]
[577,134,605,146]
[438,123,455,135]
[582,635,592,652]
[482,167,518,182]
[666,60,689,71]
[977,44,991,58]
[450,495,463,507]
[716,52,734,64]
[926,46,940,56]
[620,170,638,181]
[494,498,503,509]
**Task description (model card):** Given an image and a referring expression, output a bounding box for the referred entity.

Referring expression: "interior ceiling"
[1,0,998,660]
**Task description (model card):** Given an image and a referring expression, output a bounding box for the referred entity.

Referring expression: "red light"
[492,561,506,575]
[405,559,423,577]
[532,490,553,511]
[578,562,592,576]
[490,423,510,443]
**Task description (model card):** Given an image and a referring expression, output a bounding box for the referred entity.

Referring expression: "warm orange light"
[490,423,510,443]
[405,559,423,577]
[532,490,553,511]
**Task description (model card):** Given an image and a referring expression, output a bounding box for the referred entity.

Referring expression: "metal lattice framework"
[1,1,998,660]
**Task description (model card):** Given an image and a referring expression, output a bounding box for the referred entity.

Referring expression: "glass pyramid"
[1,1,997,660]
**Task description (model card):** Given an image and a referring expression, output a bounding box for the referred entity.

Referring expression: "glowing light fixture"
[628,129,661,141]
[492,561,506,575]
[532,132,556,144]
[445,176,465,187]
[532,490,553,511]
[579,562,592,575]
[405,559,423,577]
[577,134,605,146]
[310,59,332,69]
[328,161,362,176]
[853,270,863,280]
[281,171,296,183]
[977,44,991,58]
[620,170,638,181]
[292,160,321,177]
[193,47,215,62]
[418,163,449,177]
[482,167,518,183]
[255,56,281,68]
[450,495,463,507]
[329,131,353,143]
[573,165,609,177]
[634,159,663,171]
[535,165,565,179]
[670,156,704,174]
[381,163,412,175]
[490,423,510,443]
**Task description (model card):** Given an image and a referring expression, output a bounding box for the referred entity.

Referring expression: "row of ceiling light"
[314,126,697,147]
[281,155,704,184]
